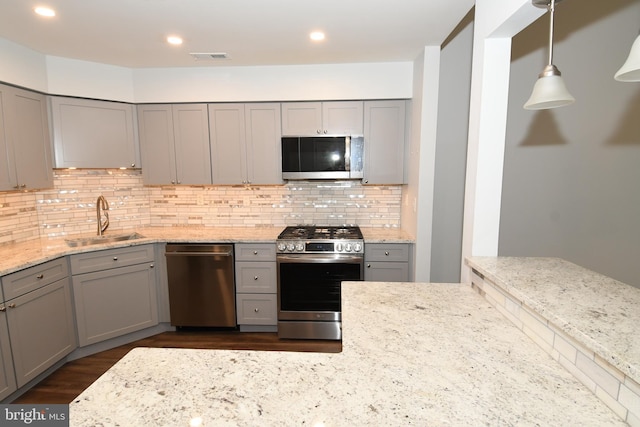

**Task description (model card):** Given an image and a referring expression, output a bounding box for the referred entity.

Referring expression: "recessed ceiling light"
[310,31,325,41]
[167,36,183,46]
[34,6,56,17]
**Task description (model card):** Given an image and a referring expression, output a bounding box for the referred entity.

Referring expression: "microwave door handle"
[345,136,351,171]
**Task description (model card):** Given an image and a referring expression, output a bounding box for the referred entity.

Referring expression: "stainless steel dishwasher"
[165,244,236,328]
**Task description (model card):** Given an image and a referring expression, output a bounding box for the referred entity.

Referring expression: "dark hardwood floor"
[12,330,341,404]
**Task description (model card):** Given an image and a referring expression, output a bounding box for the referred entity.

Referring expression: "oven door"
[277,254,363,321]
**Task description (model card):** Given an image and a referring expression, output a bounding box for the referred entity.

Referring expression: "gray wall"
[430,11,474,283]
[501,0,640,288]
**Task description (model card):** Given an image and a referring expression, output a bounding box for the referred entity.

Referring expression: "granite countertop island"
[70,281,624,426]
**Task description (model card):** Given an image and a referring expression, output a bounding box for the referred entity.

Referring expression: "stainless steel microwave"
[281,136,364,180]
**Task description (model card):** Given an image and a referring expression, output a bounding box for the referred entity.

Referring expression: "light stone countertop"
[0,226,414,276]
[69,281,624,426]
[466,256,640,386]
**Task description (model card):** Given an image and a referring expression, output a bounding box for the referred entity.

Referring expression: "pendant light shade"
[524,65,575,109]
[524,0,575,110]
[614,34,640,82]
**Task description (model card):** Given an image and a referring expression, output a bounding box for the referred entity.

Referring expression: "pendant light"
[524,0,575,110]
[614,34,640,82]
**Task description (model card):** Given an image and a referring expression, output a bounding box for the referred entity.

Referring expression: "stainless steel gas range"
[276,225,364,340]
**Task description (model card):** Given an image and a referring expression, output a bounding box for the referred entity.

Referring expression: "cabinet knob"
[253,251,258,255]
[316,129,322,134]
[385,251,390,256]
[36,274,44,279]
[131,163,136,168]
[254,308,260,313]
[254,276,259,281]
[113,257,118,261]
[8,303,16,309]
[150,264,155,268]
[171,181,176,184]
[367,264,371,268]
[0,306,5,312]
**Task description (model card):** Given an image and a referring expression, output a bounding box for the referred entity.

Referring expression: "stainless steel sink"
[65,232,144,247]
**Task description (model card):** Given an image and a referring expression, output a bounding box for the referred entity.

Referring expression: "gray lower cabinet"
[364,243,412,282]
[0,258,76,392]
[50,96,138,168]
[235,243,277,329]
[0,289,16,401]
[70,245,158,347]
[0,84,54,191]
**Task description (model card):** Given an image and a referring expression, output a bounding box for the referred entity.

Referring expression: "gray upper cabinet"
[363,100,406,185]
[0,84,53,191]
[281,101,363,136]
[209,103,282,185]
[138,104,211,185]
[50,96,138,168]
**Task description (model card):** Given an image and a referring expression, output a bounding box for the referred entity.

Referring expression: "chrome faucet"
[96,195,110,236]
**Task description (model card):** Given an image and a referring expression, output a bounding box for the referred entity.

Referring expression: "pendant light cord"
[547,0,556,66]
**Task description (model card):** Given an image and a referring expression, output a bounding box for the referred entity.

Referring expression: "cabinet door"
[235,261,277,293]
[51,97,138,168]
[11,88,54,190]
[0,86,14,191]
[364,262,409,282]
[209,104,247,184]
[6,278,76,388]
[173,104,212,185]
[281,102,322,136]
[138,104,178,184]
[244,103,282,185]
[73,263,158,347]
[363,100,406,184]
[0,84,53,191]
[323,101,363,135]
[236,294,277,325]
[0,309,17,401]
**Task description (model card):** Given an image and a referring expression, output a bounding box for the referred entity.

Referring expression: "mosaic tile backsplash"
[0,170,402,244]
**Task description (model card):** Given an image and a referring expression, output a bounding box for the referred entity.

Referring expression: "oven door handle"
[276,254,364,264]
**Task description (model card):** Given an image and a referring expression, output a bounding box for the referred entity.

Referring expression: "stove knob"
[335,243,343,252]
[295,243,304,252]
[345,243,353,252]
[277,243,287,252]
[287,243,295,252]
[354,243,363,252]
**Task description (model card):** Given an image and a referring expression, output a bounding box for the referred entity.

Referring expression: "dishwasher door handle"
[165,251,233,257]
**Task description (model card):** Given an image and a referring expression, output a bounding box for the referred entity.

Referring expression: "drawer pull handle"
[0,306,5,312]
[150,264,155,268]
[385,251,390,256]
[254,276,259,281]
[253,251,258,255]
[254,308,260,313]
[367,264,371,268]
[8,303,16,309]
[113,257,118,261]
[36,274,44,279]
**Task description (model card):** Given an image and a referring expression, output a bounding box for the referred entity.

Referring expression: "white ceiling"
[0,0,474,69]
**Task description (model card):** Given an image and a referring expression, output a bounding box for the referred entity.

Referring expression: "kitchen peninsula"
[69,280,624,426]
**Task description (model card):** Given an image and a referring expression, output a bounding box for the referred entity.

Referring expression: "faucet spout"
[96,195,110,236]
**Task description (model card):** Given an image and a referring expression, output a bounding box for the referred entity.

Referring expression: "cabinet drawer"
[364,244,410,262]
[235,243,276,262]
[2,258,68,300]
[70,244,155,275]
[235,262,276,293]
[365,261,410,282]
[236,294,277,325]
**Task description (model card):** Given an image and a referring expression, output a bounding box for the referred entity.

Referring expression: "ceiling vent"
[190,52,230,61]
